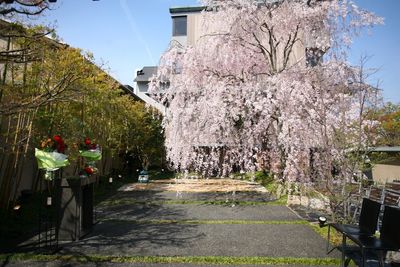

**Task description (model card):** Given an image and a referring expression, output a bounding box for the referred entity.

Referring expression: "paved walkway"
[3,179,342,266]
[63,179,339,263]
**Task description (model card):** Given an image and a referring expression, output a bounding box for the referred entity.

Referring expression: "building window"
[172,16,187,36]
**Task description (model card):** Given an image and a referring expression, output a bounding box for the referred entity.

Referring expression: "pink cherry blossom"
[150,0,382,184]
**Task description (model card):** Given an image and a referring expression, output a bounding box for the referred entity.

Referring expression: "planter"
[138,170,149,183]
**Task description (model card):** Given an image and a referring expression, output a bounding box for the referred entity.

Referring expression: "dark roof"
[120,85,142,101]
[135,66,158,82]
[169,6,205,14]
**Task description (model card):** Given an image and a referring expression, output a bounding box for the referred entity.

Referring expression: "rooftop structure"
[133,66,165,114]
[170,6,206,47]
[135,66,158,83]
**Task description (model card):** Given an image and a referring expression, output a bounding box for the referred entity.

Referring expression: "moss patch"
[310,223,357,248]
[0,253,340,265]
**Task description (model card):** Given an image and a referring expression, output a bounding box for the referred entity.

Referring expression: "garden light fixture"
[318,216,327,227]
[13,204,21,216]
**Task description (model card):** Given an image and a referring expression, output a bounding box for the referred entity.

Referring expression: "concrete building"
[169,6,205,47]
[133,6,206,111]
[134,4,325,111]
[134,66,165,114]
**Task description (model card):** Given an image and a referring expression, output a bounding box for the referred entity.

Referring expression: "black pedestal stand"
[57,176,96,241]
[37,170,61,253]
[93,175,99,225]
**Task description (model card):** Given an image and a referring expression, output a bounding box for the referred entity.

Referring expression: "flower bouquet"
[35,135,69,180]
[79,166,96,178]
[78,137,101,178]
[79,137,102,162]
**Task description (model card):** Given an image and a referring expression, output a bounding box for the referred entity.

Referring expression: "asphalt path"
[96,203,302,221]
[2,184,344,266]
[60,221,334,258]
[59,189,340,260]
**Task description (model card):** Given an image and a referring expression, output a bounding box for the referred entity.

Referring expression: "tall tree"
[150,0,383,216]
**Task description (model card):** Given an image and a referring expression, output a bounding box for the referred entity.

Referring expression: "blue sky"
[39,0,399,103]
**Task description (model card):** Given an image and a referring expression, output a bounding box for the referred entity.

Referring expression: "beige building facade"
[170,6,205,47]
[136,4,321,105]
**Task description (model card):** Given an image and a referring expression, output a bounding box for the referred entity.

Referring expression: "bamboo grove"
[0,20,164,209]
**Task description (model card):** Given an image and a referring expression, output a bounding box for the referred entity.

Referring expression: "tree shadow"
[64,188,203,255]
[3,181,276,259]
[59,221,204,256]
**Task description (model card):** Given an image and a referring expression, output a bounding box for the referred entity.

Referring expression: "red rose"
[84,167,94,175]
[84,138,91,146]
[57,143,65,153]
[53,135,63,144]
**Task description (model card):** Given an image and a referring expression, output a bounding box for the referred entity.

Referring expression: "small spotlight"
[118,174,122,178]
[318,216,327,228]
[136,169,139,172]
[109,177,113,183]
[13,204,21,216]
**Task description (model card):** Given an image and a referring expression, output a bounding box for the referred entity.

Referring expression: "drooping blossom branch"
[150,0,383,185]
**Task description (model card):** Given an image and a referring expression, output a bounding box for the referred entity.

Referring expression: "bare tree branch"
[0,0,50,17]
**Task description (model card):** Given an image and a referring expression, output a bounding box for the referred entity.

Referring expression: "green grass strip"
[309,223,356,248]
[309,223,339,245]
[0,253,340,265]
[98,197,287,207]
[101,219,308,225]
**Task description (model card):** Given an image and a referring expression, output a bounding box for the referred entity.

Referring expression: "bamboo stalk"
[12,109,37,204]
[8,111,26,206]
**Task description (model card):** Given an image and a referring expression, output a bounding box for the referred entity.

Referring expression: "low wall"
[372,162,400,184]
[287,195,331,211]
